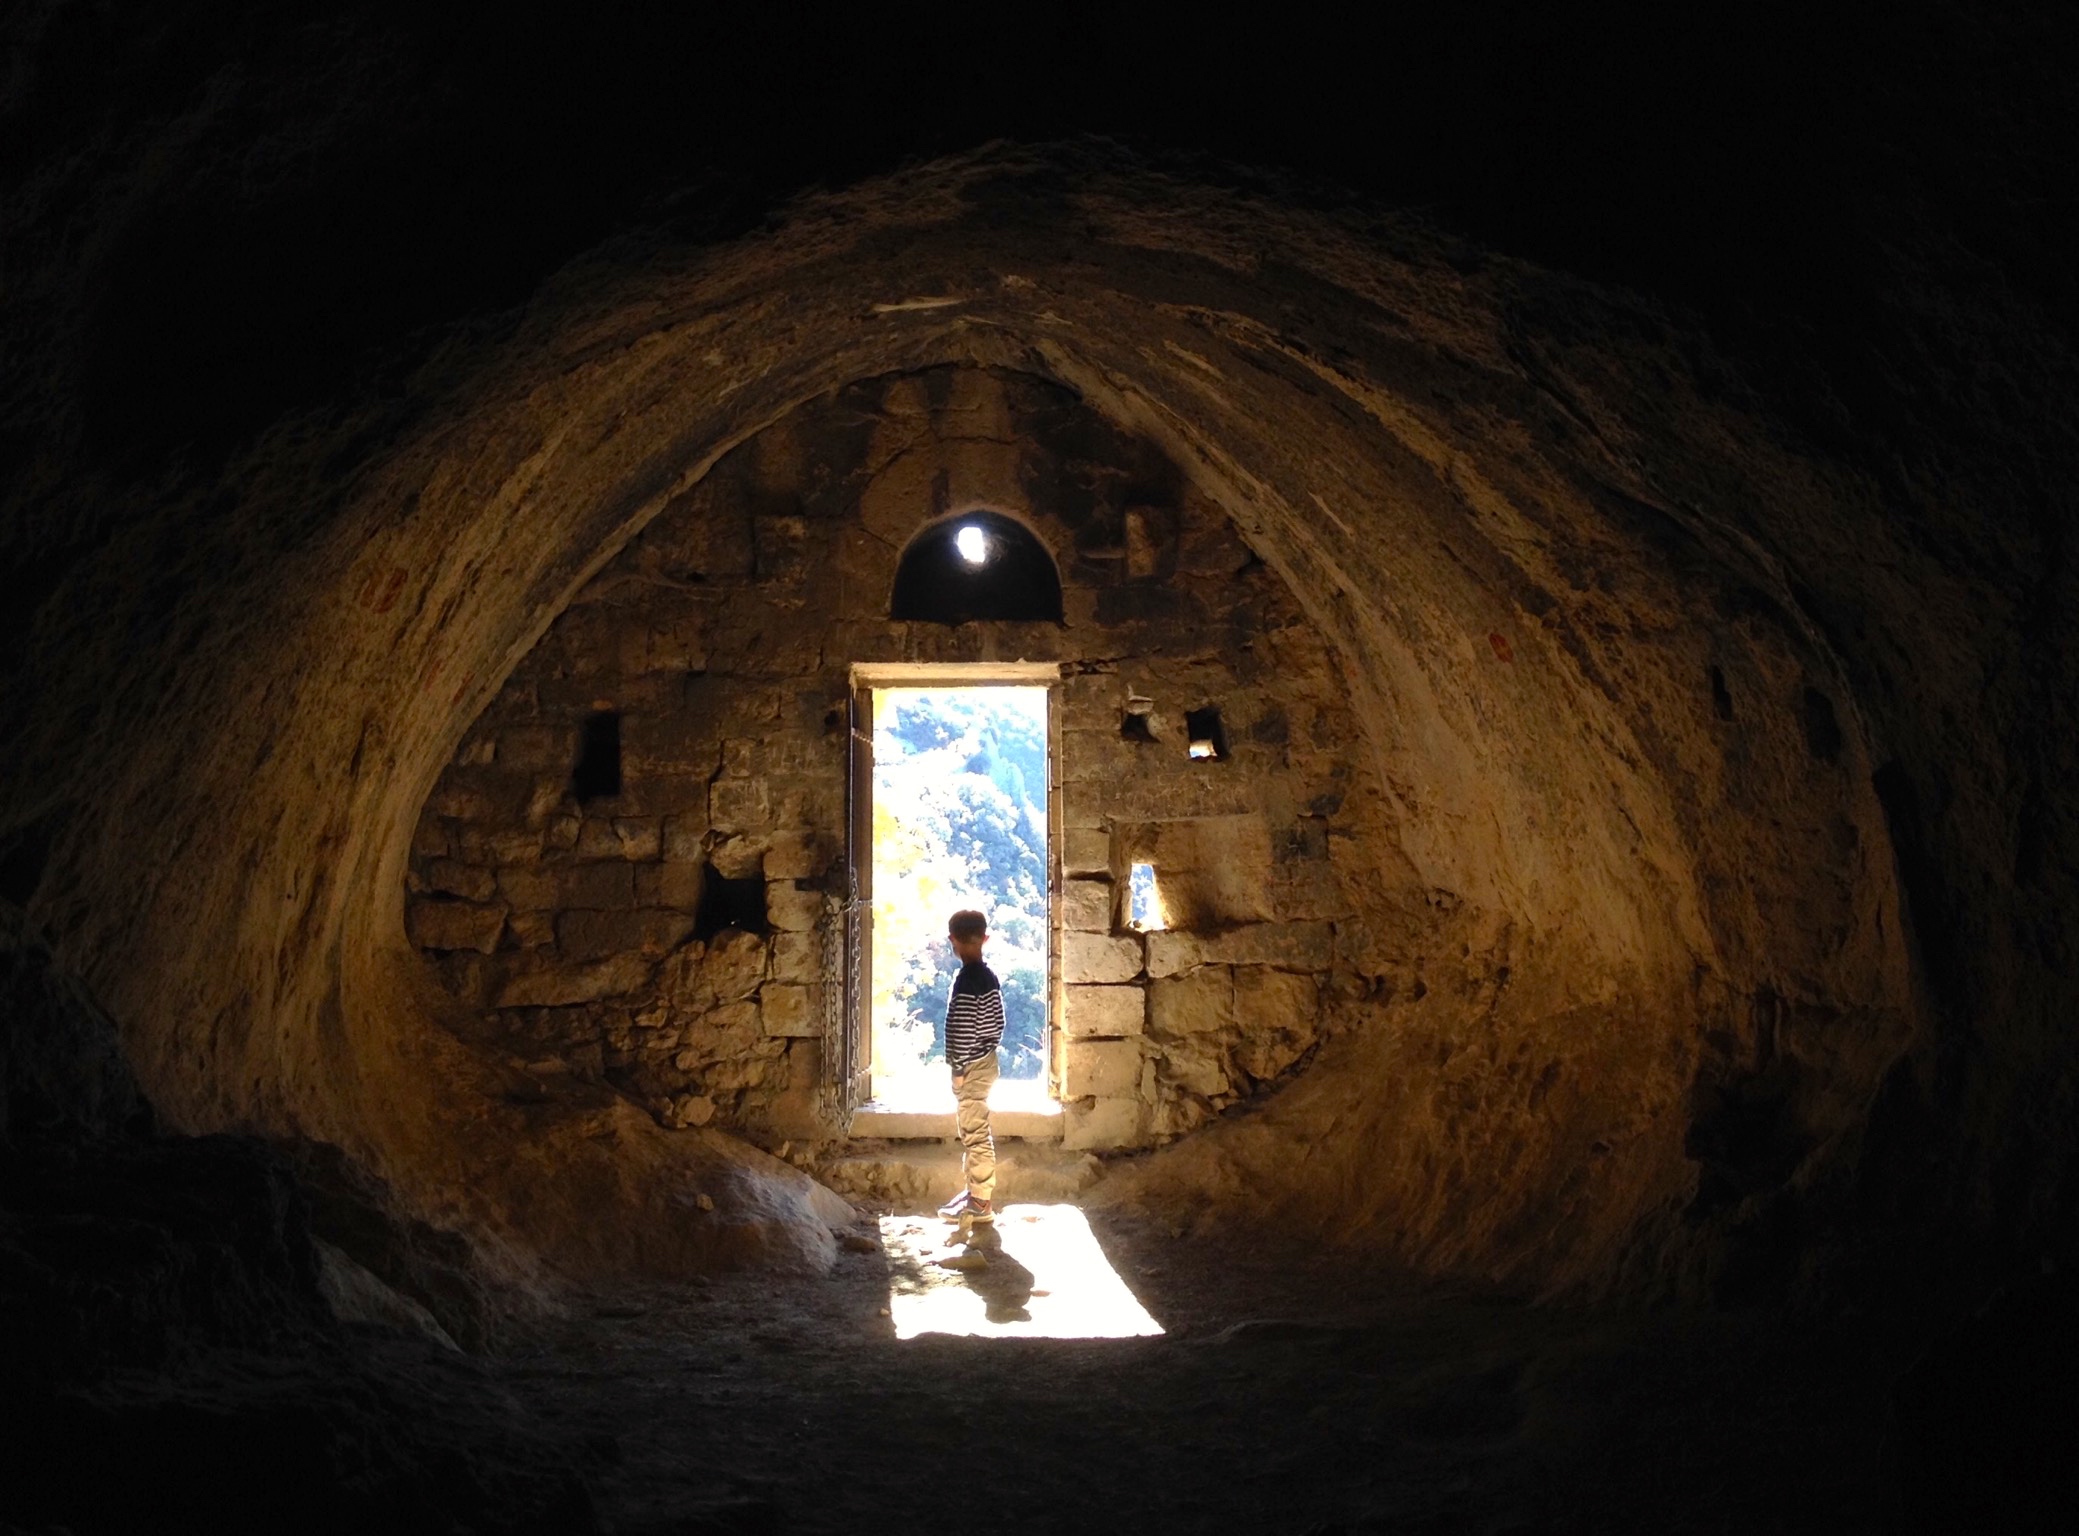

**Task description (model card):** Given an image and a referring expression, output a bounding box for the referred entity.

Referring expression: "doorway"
[849,666,1058,1112]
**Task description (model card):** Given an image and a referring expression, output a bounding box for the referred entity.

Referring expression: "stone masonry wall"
[407,367,1394,1150]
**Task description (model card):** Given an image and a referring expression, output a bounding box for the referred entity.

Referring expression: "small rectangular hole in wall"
[1184,706,1228,761]
[572,710,622,801]
[1128,861,1166,930]
[694,872,768,940]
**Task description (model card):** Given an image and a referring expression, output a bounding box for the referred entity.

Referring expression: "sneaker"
[938,1192,996,1224]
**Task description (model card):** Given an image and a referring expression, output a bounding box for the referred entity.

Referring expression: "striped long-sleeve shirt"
[943,960,1006,1070]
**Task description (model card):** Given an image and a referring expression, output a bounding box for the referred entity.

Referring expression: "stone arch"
[889,509,1064,623]
[21,148,1919,1293]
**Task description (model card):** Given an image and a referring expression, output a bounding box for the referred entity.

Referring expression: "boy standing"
[938,909,1005,1227]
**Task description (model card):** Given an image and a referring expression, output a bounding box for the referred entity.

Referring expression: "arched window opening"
[890,511,1063,624]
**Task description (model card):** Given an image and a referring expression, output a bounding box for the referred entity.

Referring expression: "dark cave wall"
[0,151,1934,1297]
[0,6,2073,1307]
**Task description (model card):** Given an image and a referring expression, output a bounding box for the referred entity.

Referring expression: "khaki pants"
[953,1052,998,1202]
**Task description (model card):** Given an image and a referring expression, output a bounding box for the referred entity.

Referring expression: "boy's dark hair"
[948,909,988,941]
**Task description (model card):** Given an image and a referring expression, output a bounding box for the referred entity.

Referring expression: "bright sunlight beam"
[955,524,988,564]
[878,1204,1165,1340]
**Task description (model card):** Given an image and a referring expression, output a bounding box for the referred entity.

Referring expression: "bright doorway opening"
[865,680,1053,1111]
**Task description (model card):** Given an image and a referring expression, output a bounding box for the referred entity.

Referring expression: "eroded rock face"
[0,908,608,1530]
[1,140,2071,1307]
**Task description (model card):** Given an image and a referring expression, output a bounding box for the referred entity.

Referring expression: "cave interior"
[3,7,2077,1533]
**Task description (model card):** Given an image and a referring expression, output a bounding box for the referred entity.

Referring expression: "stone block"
[496,866,558,910]
[760,1083,830,1141]
[575,819,622,858]
[708,597,822,676]
[433,950,494,1006]
[769,929,822,985]
[620,614,707,674]
[755,732,834,777]
[557,908,697,963]
[1145,920,1333,978]
[1060,728,1150,786]
[639,860,706,911]
[1059,783,1110,829]
[939,437,1023,512]
[623,716,721,778]
[760,984,818,1037]
[767,882,825,932]
[496,953,654,1008]
[424,859,498,903]
[721,737,754,777]
[1148,967,1235,1037]
[612,773,713,818]
[411,819,449,858]
[557,863,635,909]
[773,780,843,832]
[1060,667,1122,728]
[662,815,708,861]
[837,526,898,608]
[428,774,519,823]
[406,900,506,954]
[1062,984,1144,1039]
[1062,1095,1147,1152]
[613,817,662,860]
[650,499,753,579]
[456,825,545,864]
[536,670,677,717]
[499,725,575,773]
[523,779,570,830]
[858,442,940,544]
[659,929,768,1007]
[710,776,771,831]
[508,910,556,948]
[1063,932,1142,984]
[708,835,769,879]
[762,830,823,880]
[544,814,581,852]
[1154,1035,1229,1097]
[1150,1095,1215,1140]
[1232,966,1319,1032]
[1062,1037,1143,1099]
[1064,826,1112,875]
[1062,877,1115,933]
[1178,516,1254,577]
[677,1002,762,1065]
[783,1036,823,1087]
[666,1093,717,1129]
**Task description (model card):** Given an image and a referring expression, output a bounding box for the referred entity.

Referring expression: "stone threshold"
[850,1078,1063,1141]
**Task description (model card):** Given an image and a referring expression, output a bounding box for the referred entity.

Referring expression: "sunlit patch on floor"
[877,1204,1165,1340]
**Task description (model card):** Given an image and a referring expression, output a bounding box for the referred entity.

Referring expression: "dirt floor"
[504,1206,1899,1536]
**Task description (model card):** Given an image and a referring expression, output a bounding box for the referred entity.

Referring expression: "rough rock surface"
[1,908,604,1532]
[0,138,2070,1313]
[2,15,2074,1329]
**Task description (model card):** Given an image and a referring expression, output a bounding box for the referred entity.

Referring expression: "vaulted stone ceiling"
[3,4,2074,1311]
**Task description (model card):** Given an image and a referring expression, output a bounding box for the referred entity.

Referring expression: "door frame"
[844,661,1063,1116]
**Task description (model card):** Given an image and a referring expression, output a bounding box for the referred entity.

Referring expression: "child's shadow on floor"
[938,1225,1037,1323]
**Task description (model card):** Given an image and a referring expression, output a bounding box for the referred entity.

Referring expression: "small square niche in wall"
[1128,862,1166,930]
[1185,706,1229,761]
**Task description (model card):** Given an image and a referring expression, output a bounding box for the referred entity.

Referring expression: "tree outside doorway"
[870,686,1049,1095]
